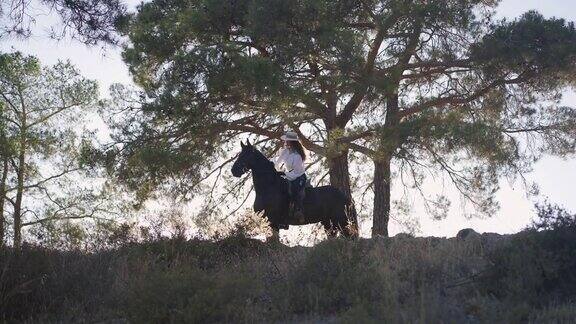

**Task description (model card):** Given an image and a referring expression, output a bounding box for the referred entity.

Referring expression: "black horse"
[231,140,357,239]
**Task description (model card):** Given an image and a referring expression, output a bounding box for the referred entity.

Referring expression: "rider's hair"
[287,140,307,161]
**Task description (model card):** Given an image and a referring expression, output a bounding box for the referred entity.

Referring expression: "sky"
[1,0,575,238]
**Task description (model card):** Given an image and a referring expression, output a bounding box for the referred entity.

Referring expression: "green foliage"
[126,264,260,323]
[281,239,393,318]
[0,52,126,246]
[100,84,219,203]
[0,52,40,79]
[398,111,520,171]
[0,246,119,322]
[472,11,576,87]
[530,303,576,323]
[0,105,14,159]
[2,228,576,322]
[482,204,576,309]
[532,200,576,231]
[113,0,576,231]
[0,0,127,44]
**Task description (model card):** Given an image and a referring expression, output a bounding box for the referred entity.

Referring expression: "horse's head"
[231,140,257,177]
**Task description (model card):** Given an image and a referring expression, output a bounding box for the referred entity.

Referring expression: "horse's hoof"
[294,211,305,223]
[266,236,281,245]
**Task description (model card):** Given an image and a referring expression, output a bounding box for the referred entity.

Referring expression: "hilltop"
[1,226,575,323]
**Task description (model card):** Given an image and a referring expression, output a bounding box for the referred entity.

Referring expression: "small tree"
[0,52,103,248]
[0,103,14,246]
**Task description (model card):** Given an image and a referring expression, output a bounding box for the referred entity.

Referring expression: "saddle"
[286,176,310,199]
[284,176,308,225]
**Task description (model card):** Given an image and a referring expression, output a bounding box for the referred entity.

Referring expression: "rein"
[251,168,281,175]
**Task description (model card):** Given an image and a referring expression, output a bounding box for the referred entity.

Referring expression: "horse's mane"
[250,146,276,172]
[249,146,286,194]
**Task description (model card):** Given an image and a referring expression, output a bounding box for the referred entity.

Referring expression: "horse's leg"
[322,220,337,238]
[329,201,358,239]
[338,214,358,239]
[340,222,355,238]
[267,224,281,243]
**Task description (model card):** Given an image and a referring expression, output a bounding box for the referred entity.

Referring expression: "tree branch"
[336,27,386,126]
[399,74,531,119]
[28,101,83,128]
[350,142,375,156]
[6,166,82,193]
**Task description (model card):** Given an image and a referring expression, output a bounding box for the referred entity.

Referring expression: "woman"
[274,131,307,222]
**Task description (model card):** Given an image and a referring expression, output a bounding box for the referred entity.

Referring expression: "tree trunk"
[13,138,25,249]
[328,150,358,233]
[371,94,399,237]
[0,158,8,247]
[372,158,391,237]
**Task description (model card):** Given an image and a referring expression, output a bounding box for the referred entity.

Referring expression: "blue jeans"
[288,174,306,218]
[289,174,307,199]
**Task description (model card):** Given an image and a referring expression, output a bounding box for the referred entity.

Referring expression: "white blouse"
[274,148,305,181]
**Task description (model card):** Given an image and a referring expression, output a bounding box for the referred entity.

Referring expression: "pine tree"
[0,52,101,248]
[0,0,127,44]
[116,0,576,236]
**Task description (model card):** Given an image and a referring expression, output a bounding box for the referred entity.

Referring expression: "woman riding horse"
[273,131,307,222]
[231,134,357,239]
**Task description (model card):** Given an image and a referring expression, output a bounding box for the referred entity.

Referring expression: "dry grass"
[1,227,575,323]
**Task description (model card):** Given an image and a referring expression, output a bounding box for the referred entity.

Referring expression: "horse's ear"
[247,139,252,147]
[240,141,245,148]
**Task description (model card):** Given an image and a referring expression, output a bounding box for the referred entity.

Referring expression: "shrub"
[529,302,576,323]
[482,202,576,309]
[0,245,119,322]
[275,237,485,322]
[280,239,391,317]
[124,265,262,323]
[2,219,576,323]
